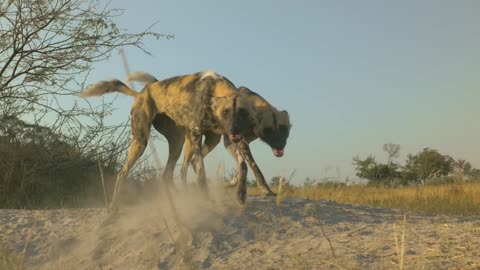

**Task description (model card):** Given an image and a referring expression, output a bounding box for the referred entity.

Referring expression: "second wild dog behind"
[128,71,292,204]
[80,71,256,210]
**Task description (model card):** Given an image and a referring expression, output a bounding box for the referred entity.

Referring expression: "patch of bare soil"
[1,186,479,269]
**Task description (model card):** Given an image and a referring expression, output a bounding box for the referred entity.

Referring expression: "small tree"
[0,0,171,157]
[270,176,281,186]
[353,156,399,185]
[403,148,453,183]
[468,168,480,180]
[1,0,169,114]
[453,159,472,177]
[383,143,400,165]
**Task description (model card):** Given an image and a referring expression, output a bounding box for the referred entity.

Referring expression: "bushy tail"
[126,71,158,85]
[80,80,138,98]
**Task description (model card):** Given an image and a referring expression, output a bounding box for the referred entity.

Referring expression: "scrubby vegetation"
[245,143,480,216]
[0,116,157,209]
[249,181,480,216]
[352,143,479,187]
[0,0,167,209]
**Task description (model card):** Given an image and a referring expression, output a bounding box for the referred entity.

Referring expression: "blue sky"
[85,0,480,184]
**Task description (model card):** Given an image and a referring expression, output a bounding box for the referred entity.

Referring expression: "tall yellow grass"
[249,182,480,216]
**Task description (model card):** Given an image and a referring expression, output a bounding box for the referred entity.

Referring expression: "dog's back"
[238,86,274,113]
[142,71,241,131]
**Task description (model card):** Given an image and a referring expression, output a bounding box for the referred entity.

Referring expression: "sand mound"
[1,185,479,269]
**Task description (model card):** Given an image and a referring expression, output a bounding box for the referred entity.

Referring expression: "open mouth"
[272,148,284,157]
[229,133,242,141]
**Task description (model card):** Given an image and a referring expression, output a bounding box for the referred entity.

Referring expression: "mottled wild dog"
[185,86,291,201]
[80,71,256,210]
[128,72,291,204]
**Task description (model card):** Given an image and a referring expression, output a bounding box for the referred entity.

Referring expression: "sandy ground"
[1,186,479,270]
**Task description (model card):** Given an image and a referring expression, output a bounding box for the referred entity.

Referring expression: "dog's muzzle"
[272,148,284,157]
[229,133,242,142]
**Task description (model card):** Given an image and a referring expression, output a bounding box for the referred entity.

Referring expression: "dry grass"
[392,212,407,270]
[249,182,480,216]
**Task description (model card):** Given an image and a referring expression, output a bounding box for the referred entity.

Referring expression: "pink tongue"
[273,149,284,157]
[229,133,241,140]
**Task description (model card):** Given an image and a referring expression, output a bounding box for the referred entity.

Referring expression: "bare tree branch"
[0,0,173,164]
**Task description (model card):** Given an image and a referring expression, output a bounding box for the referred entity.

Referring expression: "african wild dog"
[183,86,292,201]
[127,72,292,204]
[80,71,256,210]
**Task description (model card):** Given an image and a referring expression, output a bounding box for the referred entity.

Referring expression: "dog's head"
[211,95,255,142]
[257,109,291,157]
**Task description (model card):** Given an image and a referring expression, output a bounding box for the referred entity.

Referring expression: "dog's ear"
[279,110,292,128]
[237,86,250,93]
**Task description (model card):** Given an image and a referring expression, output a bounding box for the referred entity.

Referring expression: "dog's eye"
[238,108,248,117]
[222,109,231,115]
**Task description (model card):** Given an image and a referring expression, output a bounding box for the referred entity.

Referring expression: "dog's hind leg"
[163,135,184,188]
[110,136,150,210]
[110,104,153,211]
[152,114,185,187]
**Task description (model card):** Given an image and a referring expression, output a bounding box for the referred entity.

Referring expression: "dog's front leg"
[235,148,248,205]
[180,136,193,186]
[186,131,222,177]
[224,138,248,204]
[223,135,241,186]
[240,143,276,196]
[190,129,208,193]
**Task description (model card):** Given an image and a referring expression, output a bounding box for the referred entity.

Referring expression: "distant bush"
[354,144,480,186]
